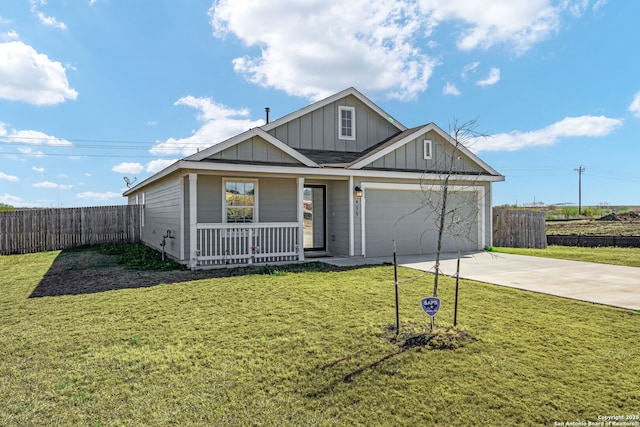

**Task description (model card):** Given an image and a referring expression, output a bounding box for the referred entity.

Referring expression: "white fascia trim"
[359,182,487,254]
[348,122,503,178]
[349,123,435,170]
[262,87,407,133]
[184,128,319,168]
[123,160,181,196]
[178,160,505,182]
[127,160,503,198]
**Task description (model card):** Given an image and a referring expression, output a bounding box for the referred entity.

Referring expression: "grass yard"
[494,245,640,268]
[1,249,639,426]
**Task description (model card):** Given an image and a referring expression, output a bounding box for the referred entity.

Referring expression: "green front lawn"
[1,251,638,426]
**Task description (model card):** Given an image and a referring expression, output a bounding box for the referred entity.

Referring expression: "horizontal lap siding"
[259,178,297,223]
[141,178,181,259]
[328,181,349,256]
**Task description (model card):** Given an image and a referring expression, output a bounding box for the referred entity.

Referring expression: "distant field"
[546,220,640,236]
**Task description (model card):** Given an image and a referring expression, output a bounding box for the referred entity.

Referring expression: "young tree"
[397,119,486,298]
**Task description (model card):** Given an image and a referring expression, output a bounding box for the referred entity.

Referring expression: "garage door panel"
[365,189,478,257]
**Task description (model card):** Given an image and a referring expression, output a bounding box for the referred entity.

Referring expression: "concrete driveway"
[393,252,640,311]
[318,252,640,310]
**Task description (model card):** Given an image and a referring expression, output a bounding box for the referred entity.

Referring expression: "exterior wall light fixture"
[354,186,363,198]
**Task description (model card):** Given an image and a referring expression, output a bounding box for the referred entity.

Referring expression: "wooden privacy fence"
[493,208,547,249]
[0,205,143,255]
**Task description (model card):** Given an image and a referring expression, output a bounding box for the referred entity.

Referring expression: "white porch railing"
[195,222,301,267]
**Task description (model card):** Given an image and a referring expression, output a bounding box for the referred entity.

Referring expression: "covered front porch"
[184,172,354,269]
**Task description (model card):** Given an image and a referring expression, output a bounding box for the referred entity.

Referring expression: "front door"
[303,185,326,251]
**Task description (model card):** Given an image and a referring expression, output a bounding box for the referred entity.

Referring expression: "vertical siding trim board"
[297,177,305,261]
[179,174,185,261]
[359,182,485,257]
[349,176,354,256]
[189,173,198,268]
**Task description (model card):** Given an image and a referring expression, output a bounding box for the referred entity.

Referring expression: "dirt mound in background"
[597,211,640,222]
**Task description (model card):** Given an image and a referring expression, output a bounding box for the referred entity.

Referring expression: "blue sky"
[1,0,639,208]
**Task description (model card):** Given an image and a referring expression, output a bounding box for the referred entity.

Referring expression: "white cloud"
[0,193,22,205]
[443,82,462,96]
[35,12,67,30]
[112,162,144,174]
[33,181,73,189]
[1,30,19,41]
[150,96,265,156]
[461,61,480,81]
[471,115,623,152]
[421,0,565,53]
[76,191,121,200]
[628,92,640,119]
[476,67,501,86]
[30,0,67,30]
[84,172,92,177]
[210,0,437,101]
[0,171,19,182]
[146,159,178,173]
[0,124,72,146]
[0,41,78,105]
[210,1,587,100]
[592,0,608,12]
[32,166,45,172]
[17,147,45,157]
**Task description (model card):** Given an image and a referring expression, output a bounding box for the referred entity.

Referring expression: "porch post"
[297,177,305,261]
[349,176,354,256]
[189,173,198,269]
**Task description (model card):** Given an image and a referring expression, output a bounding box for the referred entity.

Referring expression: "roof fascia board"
[349,122,502,177]
[122,160,181,196]
[262,87,407,133]
[124,159,503,196]
[178,160,505,182]
[183,128,319,167]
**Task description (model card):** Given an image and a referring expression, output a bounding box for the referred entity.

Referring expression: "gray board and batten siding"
[266,95,399,153]
[367,130,485,174]
[204,136,303,165]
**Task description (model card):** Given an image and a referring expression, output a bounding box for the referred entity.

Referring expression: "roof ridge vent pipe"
[265,107,270,124]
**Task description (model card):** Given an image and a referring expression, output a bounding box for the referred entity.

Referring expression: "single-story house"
[124,87,504,268]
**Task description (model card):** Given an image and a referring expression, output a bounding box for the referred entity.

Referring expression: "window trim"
[423,139,433,160]
[222,178,259,223]
[338,106,356,140]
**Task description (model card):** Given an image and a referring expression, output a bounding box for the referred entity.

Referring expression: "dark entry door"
[303,185,326,251]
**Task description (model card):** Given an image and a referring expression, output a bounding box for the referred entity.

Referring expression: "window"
[338,106,356,140]
[423,139,432,160]
[223,179,257,223]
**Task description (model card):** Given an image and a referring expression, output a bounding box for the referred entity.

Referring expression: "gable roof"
[184,127,320,168]
[347,122,501,176]
[262,87,408,133]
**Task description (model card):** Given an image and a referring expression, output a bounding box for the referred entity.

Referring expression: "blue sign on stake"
[420,297,441,317]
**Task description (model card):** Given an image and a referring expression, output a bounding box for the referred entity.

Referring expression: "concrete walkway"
[319,252,640,310]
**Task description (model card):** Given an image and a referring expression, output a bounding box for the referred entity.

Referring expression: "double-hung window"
[338,106,356,140]
[223,179,257,223]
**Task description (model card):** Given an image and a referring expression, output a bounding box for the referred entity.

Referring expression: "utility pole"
[575,165,585,216]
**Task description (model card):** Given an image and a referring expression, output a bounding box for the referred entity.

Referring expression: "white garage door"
[364,188,480,257]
